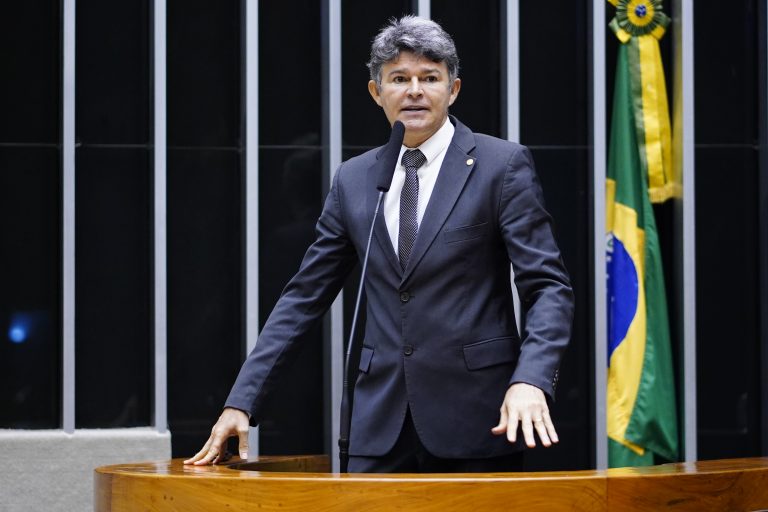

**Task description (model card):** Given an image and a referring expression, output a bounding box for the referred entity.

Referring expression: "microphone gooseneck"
[339,121,405,473]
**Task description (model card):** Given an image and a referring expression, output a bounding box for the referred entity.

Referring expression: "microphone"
[339,121,405,473]
[376,121,406,191]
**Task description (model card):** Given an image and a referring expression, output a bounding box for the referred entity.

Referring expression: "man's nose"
[407,76,423,96]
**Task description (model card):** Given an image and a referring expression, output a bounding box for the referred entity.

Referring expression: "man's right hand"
[183,407,250,466]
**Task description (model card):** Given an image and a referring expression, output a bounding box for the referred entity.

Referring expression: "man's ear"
[448,78,462,106]
[368,80,382,107]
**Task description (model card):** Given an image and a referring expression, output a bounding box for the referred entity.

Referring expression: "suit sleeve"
[225,167,358,424]
[498,145,575,401]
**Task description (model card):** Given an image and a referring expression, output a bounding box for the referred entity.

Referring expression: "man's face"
[368,51,461,148]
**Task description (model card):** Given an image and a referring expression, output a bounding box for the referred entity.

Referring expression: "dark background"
[0,0,764,469]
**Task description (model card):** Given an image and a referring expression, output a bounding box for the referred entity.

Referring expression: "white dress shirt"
[383,117,455,253]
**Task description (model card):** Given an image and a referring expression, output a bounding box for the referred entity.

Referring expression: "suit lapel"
[367,149,403,277]
[402,119,477,283]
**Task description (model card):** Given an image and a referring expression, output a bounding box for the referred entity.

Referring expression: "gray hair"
[367,15,460,88]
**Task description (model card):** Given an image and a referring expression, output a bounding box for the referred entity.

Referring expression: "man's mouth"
[401,106,428,112]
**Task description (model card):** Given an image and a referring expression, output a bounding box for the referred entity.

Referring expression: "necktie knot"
[401,149,426,171]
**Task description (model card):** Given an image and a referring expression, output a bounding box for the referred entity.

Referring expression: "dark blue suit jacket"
[225,117,574,458]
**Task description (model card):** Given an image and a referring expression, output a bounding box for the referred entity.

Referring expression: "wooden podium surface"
[95,456,768,511]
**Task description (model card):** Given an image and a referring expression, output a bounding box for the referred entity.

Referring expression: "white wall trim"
[245,0,260,457]
[504,0,520,143]
[326,0,344,473]
[504,0,522,334]
[152,0,168,435]
[591,0,608,470]
[677,0,697,463]
[319,0,343,471]
[62,0,76,435]
[416,0,430,19]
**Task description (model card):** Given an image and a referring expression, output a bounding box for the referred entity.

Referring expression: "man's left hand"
[491,382,558,448]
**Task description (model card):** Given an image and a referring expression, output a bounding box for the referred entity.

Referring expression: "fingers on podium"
[543,409,559,443]
[491,405,508,432]
[521,412,537,448]
[532,413,551,447]
[183,437,214,465]
[238,427,249,460]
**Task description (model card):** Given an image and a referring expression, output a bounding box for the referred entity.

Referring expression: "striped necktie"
[398,149,426,270]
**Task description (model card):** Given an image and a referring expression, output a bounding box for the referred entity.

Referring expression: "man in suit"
[185,15,573,473]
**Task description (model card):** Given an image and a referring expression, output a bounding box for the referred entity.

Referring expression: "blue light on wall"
[7,312,36,344]
[9,325,27,343]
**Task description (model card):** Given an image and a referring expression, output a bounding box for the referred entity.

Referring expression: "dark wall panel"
[168,0,242,147]
[167,0,243,457]
[521,0,588,145]
[74,0,153,428]
[432,0,501,137]
[76,0,150,145]
[694,2,758,146]
[695,148,761,459]
[168,149,243,455]
[0,1,61,429]
[520,0,592,470]
[75,148,152,427]
[0,148,61,428]
[694,0,762,459]
[258,0,325,456]
[341,0,413,149]
[0,2,60,143]
[257,148,324,455]
[259,1,322,146]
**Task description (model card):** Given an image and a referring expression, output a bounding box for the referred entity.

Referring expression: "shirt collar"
[399,117,455,166]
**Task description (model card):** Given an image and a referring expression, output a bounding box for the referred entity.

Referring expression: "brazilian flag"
[606,0,679,467]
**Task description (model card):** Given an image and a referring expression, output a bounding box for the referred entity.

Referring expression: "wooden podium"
[95,456,768,511]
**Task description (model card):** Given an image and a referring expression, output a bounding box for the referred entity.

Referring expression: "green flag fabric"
[606,0,679,468]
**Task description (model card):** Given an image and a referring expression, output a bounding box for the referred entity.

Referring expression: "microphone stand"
[338,121,403,473]
[338,190,385,473]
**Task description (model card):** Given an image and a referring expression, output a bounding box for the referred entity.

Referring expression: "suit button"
[399,291,410,303]
[403,345,413,356]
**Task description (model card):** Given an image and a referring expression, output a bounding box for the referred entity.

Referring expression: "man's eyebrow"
[386,67,443,77]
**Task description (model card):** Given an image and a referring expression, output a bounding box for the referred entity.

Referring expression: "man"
[185,15,573,473]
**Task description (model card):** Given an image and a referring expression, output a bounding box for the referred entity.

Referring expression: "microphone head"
[389,120,405,147]
[376,121,406,191]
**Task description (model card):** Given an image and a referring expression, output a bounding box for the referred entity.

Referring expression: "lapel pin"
[466,158,474,166]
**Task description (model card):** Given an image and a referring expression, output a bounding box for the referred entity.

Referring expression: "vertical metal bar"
[679,0,697,462]
[416,0,430,19]
[669,0,698,463]
[504,0,520,143]
[321,0,343,472]
[591,0,608,470]
[328,0,343,474]
[62,0,76,435]
[153,0,168,435]
[503,0,522,334]
[245,0,260,457]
